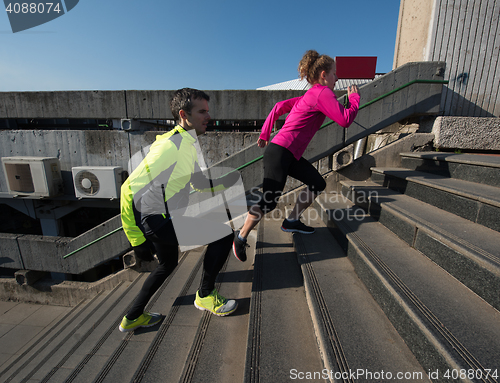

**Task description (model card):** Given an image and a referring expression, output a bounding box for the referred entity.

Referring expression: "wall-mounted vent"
[1,156,64,198]
[72,166,123,199]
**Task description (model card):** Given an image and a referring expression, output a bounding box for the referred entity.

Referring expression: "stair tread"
[342,179,500,269]
[246,217,324,382]
[400,152,500,168]
[293,214,430,381]
[370,167,500,207]
[185,234,254,383]
[316,192,500,373]
[0,300,87,380]
[93,248,206,383]
[1,283,134,383]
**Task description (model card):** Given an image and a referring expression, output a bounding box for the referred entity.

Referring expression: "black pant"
[127,218,233,320]
[258,143,326,213]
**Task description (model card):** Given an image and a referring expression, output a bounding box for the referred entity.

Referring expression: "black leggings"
[127,218,233,320]
[257,143,326,213]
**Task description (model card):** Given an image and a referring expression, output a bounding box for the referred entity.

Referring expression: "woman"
[233,50,360,262]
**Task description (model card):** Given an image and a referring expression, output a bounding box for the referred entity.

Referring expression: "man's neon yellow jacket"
[120,125,220,247]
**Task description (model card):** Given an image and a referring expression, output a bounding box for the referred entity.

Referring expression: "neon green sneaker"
[194,290,237,316]
[119,312,162,332]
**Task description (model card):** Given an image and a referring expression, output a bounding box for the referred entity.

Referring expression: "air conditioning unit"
[1,156,64,198]
[72,166,123,199]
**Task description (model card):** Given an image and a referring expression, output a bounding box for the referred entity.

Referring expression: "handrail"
[63,78,448,259]
[63,227,123,259]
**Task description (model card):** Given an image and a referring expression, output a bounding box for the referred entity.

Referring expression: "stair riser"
[401,157,500,188]
[371,172,500,233]
[343,187,500,312]
[414,230,500,311]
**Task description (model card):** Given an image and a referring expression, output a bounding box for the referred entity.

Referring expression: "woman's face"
[322,64,338,91]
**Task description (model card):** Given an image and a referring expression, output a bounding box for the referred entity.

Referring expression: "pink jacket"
[260,84,360,160]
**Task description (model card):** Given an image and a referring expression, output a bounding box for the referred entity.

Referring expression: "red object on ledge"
[335,56,377,79]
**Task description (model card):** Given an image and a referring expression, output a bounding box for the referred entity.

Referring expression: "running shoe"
[119,312,162,332]
[281,218,315,234]
[194,289,238,316]
[233,230,249,262]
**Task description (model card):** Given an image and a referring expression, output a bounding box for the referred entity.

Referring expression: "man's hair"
[170,88,210,122]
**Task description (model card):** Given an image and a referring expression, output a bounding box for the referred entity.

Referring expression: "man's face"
[183,98,210,136]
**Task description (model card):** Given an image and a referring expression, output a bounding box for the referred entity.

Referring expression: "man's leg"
[193,230,238,316]
[199,232,233,297]
[125,222,179,321]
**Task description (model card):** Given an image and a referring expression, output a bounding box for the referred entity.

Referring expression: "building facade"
[394,0,500,117]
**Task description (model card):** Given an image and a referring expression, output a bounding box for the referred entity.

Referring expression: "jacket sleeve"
[190,162,229,193]
[120,137,178,246]
[260,97,301,141]
[120,179,146,247]
[316,88,360,128]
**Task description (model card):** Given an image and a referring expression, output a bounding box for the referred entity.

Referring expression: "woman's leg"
[285,157,326,221]
[239,204,264,238]
[239,143,294,239]
[286,188,318,221]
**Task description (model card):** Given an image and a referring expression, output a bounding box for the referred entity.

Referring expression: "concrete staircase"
[1,152,500,382]
[313,152,500,382]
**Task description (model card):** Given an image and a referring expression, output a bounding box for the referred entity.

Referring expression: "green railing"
[63,78,448,259]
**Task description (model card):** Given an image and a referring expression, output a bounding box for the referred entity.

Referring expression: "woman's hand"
[257,138,268,148]
[347,85,359,96]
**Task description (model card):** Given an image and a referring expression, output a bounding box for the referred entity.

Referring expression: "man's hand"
[221,170,240,188]
[133,240,155,262]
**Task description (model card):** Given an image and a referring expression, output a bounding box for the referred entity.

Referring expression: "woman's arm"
[317,86,360,128]
[260,97,302,141]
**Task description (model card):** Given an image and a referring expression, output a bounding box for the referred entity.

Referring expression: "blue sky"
[0,0,401,91]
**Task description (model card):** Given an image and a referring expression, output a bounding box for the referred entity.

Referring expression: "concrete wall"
[1,214,129,274]
[394,0,500,117]
[0,130,260,196]
[0,90,308,120]
[393,0,434,68]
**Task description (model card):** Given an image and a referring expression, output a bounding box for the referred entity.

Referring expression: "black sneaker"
[281,218,315,234]
[233,231,249,262]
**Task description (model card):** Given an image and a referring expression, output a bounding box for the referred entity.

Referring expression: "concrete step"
[0,240,255,383]
[400,152,500,188]
[341,180,500,311]
[93,248,208,383]
[119,244,251,382]
[314,192,500,380]
[292,213,430,382]
[1,276,145,383]
[65,248,202,383]
[370,167,500,233]
[88,241,254,383]
[244,216,325,383]
[0,299,90,381]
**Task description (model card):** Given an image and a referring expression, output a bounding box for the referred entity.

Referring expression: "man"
[119,88,239,333]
